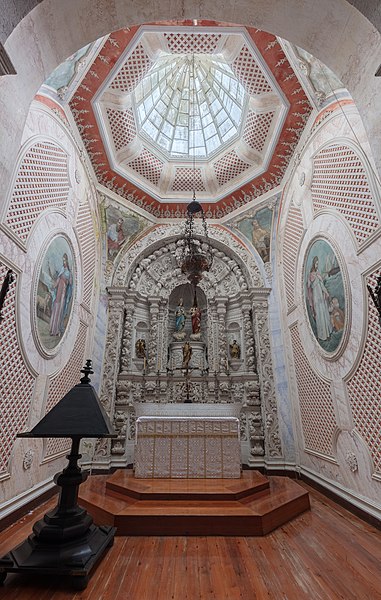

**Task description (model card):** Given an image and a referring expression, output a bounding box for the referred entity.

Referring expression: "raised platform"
[78,470,310,536]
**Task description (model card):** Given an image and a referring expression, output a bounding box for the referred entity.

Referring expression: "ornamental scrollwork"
[253,305,282,458]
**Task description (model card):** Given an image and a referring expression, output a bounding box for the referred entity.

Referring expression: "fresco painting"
[36,236,75,350]
[106,205,149,261]
[236,206,273,262]
[304,238,345,353]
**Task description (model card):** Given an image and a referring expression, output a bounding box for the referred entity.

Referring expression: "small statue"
[175,298,186,332]
[135,338,147,370]
[229,339,241,359]
[190,304,201,335]
[182,341,192,370]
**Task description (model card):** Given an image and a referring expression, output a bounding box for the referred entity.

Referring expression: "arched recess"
[94,224,282,468]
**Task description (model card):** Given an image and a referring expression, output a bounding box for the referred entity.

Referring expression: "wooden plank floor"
[1,481,381,599]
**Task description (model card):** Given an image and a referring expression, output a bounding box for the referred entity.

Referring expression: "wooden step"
[106,469,270,501]
[78,471,310,536]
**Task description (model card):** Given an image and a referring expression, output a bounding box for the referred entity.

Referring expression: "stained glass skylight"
[134,53,246,159]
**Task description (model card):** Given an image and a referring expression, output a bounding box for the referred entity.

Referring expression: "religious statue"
[229,339,241,359]
[135,338,147,370]
[182,341,192,370]
[190,305,201,335]
[175,298,186,332]
[135,338,146,359]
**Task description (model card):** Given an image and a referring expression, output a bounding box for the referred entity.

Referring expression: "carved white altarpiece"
[96,223,282,469]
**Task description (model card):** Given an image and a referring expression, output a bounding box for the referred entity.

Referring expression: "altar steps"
[78,470,310,536]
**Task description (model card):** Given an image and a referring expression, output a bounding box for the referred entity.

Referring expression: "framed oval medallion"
[304,237,346,354]
[35,235,75,352]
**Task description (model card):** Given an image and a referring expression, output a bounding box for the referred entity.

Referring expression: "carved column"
[216,299,228,375]
[242,301,256,373]
[94,287,127,465]
[157,298,168,374]
[157,298,169,401]
[240,295,263,459]
[119,296,135,375]
[252,296,283,460]
[216,298,229,402]
[147,297,160,373]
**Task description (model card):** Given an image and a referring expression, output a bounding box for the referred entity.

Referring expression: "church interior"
[1,1,381,597]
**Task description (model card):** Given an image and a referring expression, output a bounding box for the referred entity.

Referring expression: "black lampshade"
[18,360,116,439]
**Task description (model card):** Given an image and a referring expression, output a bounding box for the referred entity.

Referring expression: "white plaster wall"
[0,102,102,516]
[278,103,381,518]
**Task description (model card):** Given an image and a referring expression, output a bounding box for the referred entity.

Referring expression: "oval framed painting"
[303,237,347,355]
[35,235,75,353]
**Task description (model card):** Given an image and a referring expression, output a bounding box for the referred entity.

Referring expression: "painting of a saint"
[236,206,273,263]
[107,218,126,258]
[106,205,147,261]
[304,239,345,353]
[36,236,75,351]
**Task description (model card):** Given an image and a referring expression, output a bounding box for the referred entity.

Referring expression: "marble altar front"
[134,416,241,479]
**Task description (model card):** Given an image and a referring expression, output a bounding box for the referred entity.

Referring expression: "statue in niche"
[135,338,147,371]
[190,305,201,335]
[175,298,186,332]
[229,339,241,359]
[182,341,192,370]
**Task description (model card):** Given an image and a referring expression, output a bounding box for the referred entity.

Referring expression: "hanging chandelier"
[177,49,213,286]
[178,197,213,286]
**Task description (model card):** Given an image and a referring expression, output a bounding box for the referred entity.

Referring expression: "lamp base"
[0,523,115,590]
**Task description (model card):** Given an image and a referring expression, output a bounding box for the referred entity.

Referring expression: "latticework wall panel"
[214,150,251,185]
[127,148,163,185]
[75,202,97,309]
[110,44,152,93]
[243,110,275,153]
[0,263,35,475]
[311,145,379,244]
[106,108,136,151]
[44,323,87,459]
[232,46,272,96]
[282,204,304,310]
[164,33,221,54]
[6,142,69,241]
[290,325,336,457]
[171,167,206,192]
[347,271,381,473]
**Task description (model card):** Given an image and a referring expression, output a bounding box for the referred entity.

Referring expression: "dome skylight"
[134,53,246,159]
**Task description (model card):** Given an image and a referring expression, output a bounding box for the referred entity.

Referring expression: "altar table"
[134,416,241,479]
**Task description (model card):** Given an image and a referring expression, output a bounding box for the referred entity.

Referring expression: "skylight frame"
[133,52,247,161]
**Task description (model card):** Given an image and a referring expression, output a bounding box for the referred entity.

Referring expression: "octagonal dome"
[93,27,289,202]
[68,23,313,217]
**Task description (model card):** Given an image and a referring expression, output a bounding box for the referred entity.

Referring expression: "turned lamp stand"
[0,361,116,590]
